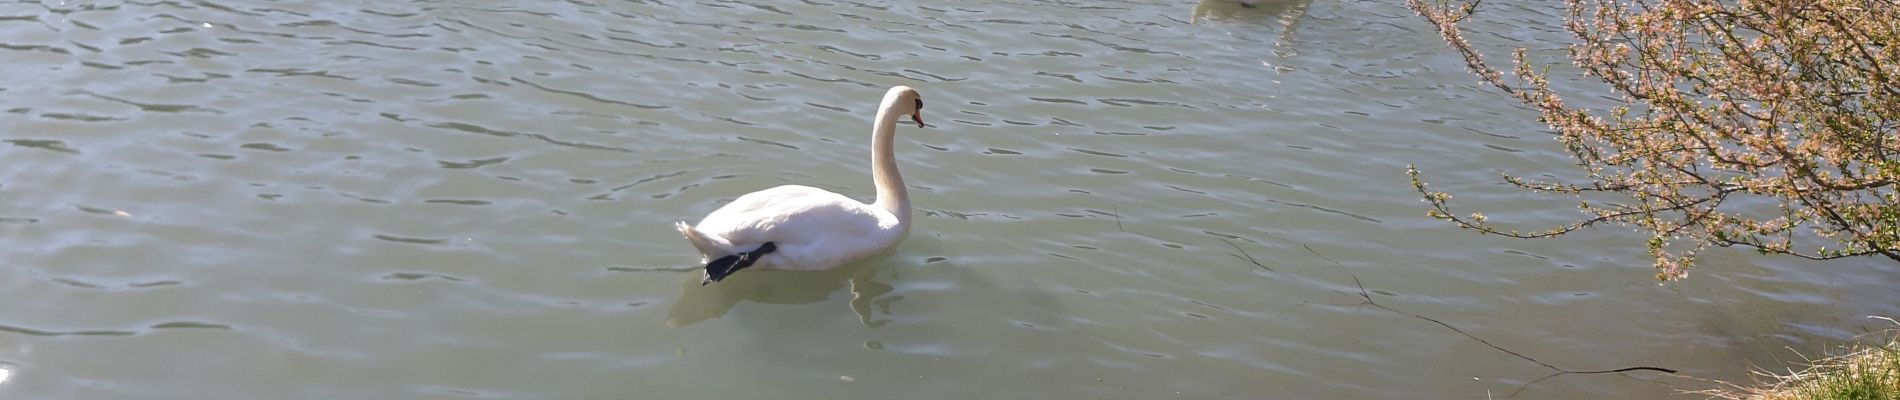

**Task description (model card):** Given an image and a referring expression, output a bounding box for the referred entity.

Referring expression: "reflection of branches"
[1114,204,1125,232]
[1227,237,1678,398]
[1219,238,1274,273]
[1189,0,1311,57]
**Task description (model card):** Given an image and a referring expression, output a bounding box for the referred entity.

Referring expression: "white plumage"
[677,86,926,284]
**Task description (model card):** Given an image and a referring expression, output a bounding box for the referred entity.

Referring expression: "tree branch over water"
[1405,0,1900,280]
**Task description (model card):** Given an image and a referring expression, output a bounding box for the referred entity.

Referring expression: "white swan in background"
[676,86,927,285]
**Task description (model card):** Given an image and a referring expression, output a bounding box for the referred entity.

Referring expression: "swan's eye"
[914,98,923,111]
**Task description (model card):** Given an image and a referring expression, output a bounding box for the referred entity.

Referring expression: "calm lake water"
[2,0,1895,398]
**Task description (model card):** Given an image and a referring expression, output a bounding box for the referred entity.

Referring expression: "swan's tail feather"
[702,242,777,285]
[675,221,720,256]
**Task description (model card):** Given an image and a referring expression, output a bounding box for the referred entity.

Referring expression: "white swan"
[676,86,926,285]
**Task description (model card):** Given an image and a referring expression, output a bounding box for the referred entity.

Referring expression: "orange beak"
[911,112,925,128]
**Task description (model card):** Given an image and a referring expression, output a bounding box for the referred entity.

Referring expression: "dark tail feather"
[701,242,778,285]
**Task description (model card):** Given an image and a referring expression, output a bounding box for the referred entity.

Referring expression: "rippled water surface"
[3,0,1896,398]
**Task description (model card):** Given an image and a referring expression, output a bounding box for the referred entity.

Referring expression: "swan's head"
[886,85,925,128]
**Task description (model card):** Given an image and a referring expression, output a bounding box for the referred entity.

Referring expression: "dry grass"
[1703,319,1899,400]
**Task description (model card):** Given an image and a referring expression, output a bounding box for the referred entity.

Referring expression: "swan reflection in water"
[665,257,899,328]
[1191,0,1312,59]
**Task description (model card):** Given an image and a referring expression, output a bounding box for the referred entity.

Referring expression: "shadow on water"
[665,256,898,328]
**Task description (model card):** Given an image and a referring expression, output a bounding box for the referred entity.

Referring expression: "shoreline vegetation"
[1707,321,1898,400]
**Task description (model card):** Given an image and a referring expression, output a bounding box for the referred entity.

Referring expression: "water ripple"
[0,0,1886,398]
[372,234,445,245]
[5,139,80,154]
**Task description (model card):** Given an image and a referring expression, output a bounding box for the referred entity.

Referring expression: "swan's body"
[677,86,926,284]
[678,184,903,270]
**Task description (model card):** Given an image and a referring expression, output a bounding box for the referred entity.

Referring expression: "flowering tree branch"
[1406,0,1899,280]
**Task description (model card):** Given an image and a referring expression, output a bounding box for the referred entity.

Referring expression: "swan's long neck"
[869,97,909,226]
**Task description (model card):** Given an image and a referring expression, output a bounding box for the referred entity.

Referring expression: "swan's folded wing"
[695,185,881,241]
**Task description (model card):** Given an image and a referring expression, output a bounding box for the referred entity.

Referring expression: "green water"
[1,0,1894,398]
